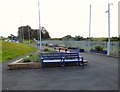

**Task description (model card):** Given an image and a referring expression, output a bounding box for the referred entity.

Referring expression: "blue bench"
[62,52,84,68]
[40,52,84,70]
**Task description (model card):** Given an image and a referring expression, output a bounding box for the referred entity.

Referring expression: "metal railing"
[42,40,119,56]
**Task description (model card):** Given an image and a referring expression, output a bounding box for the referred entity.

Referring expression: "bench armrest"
[40,57,44,62]
[78,56,84,61]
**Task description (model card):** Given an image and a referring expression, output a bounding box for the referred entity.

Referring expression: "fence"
[42,40,119,56]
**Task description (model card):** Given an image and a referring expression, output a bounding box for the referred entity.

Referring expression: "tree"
[74,35,83,41]
[62,35,73,40]
[18,25,51,41]
[41,27,51,39]
[111,37,119,41]
[8,34,17,40]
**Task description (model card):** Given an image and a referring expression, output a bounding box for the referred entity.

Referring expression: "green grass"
[23,40,33,44]
[91,37,107,41]
[1,41,37,62]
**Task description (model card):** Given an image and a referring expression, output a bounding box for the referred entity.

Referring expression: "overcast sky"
[0,0,119,38]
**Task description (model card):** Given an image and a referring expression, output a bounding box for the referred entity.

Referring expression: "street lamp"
[105,3,113,55]
[89,4,92,49]
[28,26,30,44]
[22,26,24,43]
[38,0,42,51]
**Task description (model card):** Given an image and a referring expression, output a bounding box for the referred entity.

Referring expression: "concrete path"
[2,52,118,90]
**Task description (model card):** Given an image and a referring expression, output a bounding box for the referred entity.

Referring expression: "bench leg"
[81,58,84,68]
[81,61,84,68]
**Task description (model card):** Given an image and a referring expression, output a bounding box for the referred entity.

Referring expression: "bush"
[30,54,40,62]
[23,57,31,62]
[23,53,40,62]
[29,54,33,57]
[42,48,54,52]
[94,45,103,51]
[43,48,51,52]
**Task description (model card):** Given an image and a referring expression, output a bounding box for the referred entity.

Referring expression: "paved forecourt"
[2,51,118,90]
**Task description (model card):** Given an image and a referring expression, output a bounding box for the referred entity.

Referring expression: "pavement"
[1,43,119,90]
[2,50,118,90]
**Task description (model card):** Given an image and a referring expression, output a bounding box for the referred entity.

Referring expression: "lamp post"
[22,26,24,43]
[89,5,91,49]
[20,28,22,42]
[28,26,30,44]
[20,20,23,43]
[105,3,113,55]
[38,0,42,51]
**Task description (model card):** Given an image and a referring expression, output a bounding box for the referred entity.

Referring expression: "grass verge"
[1,41,37,62]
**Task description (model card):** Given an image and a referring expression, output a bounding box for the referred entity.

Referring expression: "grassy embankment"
[1,41,37,62]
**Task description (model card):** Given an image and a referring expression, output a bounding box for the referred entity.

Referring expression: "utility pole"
[20,28,22,42]
[22,26,24,43]
[20,20,23,43]
[89,5,91,49]
[28,26,30,44]
[38,0,42,51]
[105,3,113,55]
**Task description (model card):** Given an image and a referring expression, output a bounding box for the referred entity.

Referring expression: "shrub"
[43,48,50,52]
[29,54,33,57]
[42,48,54,52]
[30,54,40,62]
[23,53,40,62]
[23,57,31,62]
[94,45,103,51]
